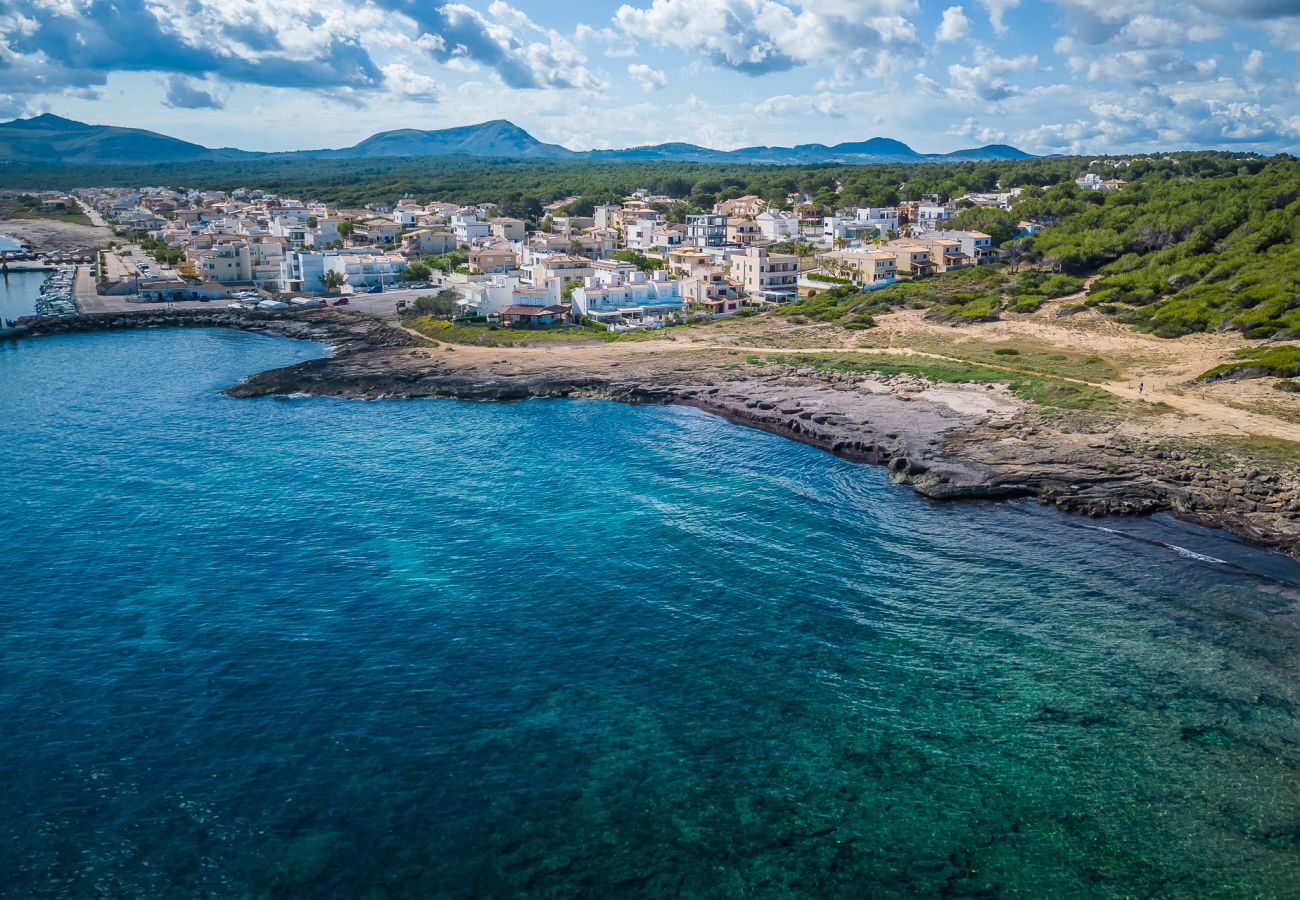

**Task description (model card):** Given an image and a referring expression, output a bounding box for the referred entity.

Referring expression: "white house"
[570,270,685,329]
[756,209,800,241]
[932,230,995,263]
[854,207,898,238]
[279,247,405,292]
[452,214,490,244]
[914,203,956,232]
[461,274,563,316]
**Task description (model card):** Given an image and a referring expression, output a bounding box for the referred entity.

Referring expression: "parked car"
[366,284,384,294]
[331,297,350,306]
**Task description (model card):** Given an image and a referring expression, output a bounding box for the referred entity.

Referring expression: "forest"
[0,150,1265,215]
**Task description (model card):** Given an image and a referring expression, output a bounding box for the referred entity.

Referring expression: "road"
[328,285,442,320]
[73,198,108,228]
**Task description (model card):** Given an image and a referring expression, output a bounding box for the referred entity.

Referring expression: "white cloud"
[627,63,667,91]
[381,62,441,101]
[936,6,972,43]
[612,0,920,77]
[948,45,1039,101]
[947,116,1007,143]
[978,0,1021,35]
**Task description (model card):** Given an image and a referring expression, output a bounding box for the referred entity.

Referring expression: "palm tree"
[569,238,583,256]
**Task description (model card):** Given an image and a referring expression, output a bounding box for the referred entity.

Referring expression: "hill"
[0,115,1032,166]
[0,114,257,165]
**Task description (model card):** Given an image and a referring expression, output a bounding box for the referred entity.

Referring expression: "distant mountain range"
[0,114,1032,166]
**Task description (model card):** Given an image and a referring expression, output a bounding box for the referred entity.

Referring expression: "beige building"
[527,253,593,285]
[715,195,768,218]
[667,247,711,276]
[469,246,519,274]
[490,217,526,241]
[726,217,763,246]
[192,237,286,285]
[730,247,798,298]
[818,250,898,284]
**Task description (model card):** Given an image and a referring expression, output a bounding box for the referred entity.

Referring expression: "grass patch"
[1199,344,1300,381]
[0,198,93,227]
[404,315,691,346]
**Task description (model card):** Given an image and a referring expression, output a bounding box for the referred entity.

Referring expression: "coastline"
[16,307,1300,563]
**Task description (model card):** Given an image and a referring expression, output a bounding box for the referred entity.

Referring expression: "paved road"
[73,198,108,228]
[329,286,441,320]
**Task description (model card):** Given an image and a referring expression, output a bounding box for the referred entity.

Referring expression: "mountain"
[299,119,578,160]
[0,115,1033,166]
[0,114,257,165]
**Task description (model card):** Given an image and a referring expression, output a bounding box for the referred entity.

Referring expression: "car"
[366,284,384,294]
[331,297,350,306]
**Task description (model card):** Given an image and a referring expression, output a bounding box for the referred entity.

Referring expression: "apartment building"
[731,247,798,299]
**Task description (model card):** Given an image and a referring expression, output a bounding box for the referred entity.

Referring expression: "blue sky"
[2,0,1299,155]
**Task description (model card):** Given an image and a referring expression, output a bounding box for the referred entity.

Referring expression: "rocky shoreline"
[17,308,1300,563]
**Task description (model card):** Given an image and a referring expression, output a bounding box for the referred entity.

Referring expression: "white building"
[756,209,800,241]
[914,203,956,232]
[279,248,406,292]
[570,270,685,330]
[854,207,898,238]
[451,214,490,244]
[461,274,563,316]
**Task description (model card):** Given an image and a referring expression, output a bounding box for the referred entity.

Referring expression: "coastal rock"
[20,308,1300,564]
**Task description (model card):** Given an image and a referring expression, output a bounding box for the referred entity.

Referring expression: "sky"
[2,0,1299,155]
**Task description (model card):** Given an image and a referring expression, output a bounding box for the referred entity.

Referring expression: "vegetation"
[403,316,691,346]
[1023,157,1300,338]
[138,235,183,265]
[423,250,467,273]
[611,249,665,272]
[405,291,460,318]
[398,262,431,282]
[781,266,1084,326]
[321,270,346,292]
[1199,345,1300,381]
[0,195,93,226]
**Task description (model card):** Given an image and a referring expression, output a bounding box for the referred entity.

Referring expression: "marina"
[32,264,78,317]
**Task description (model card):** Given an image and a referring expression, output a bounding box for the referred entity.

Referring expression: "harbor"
[0,263,77,327]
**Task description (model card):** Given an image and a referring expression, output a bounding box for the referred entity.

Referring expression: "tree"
[410,291,460,318]
[399,262,432,282]
[306,215,318,228]
[322,270,346,293]
[562,278,584,301]
[612,249,664,272]
[949,207,1019,246]
[568,238,583,256]
[337,219,355,238]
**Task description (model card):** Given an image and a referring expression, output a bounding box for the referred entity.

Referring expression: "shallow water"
[2,328,1299,897]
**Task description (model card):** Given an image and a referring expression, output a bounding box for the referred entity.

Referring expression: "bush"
[994,347,1020,356]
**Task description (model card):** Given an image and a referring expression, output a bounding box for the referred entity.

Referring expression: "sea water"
[2,328,1299,897]
[0,268,47,321]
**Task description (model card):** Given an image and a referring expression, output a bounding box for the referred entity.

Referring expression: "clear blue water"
[3,328,1300,897]
[0,268,46,320]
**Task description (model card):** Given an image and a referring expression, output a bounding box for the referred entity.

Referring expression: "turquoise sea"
[3,328,1300,897]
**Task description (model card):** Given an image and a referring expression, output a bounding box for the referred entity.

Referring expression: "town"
[5,174,1125,331]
